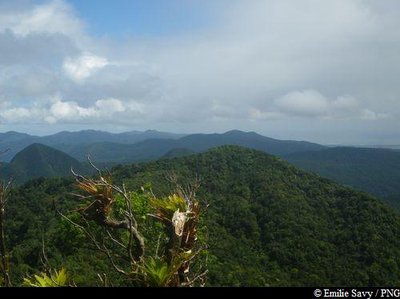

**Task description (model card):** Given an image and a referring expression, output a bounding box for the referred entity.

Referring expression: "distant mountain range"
[0,130,185,162]
[51,130,325,163]
[1,129,400,209]
[284,147,400,207]
[0,129,324,163]
[0,129,324,183]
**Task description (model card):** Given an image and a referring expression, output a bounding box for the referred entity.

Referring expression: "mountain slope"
[177,130,324,156]
[110,146,400,286]
[6,145,400,286]
[0,131,38,162]
[0,131,32,143]
[42,129,185,145]
[162,148,196,159]
[58,130,325,162]
[0,130,185,162]
[284,147,400,205]
[5,143,85,182]
[54,139,181,163]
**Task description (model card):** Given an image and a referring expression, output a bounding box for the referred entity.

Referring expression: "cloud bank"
[0,0,399,144]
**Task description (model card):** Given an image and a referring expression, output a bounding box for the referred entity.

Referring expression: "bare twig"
[155,233,162,258]
[97,273,109,287]
[58,211,129,276]
[40,235,51,275]
[106,229,127,249]
[181,270,208,287]
[87,155,102,176]
[67,160,207,287]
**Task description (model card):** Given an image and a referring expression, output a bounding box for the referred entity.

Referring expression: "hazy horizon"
[2,128,400,148]
[0,0,399,145]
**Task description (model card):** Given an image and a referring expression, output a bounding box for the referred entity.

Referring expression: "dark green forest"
[1,144,86,184]
[3,146,400,286]
[3,130,400,213]
[285,147,400,207]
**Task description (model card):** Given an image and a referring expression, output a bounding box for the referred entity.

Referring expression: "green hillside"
[1,143,85,183]
[162,148,196,159]
[177,130,324,155]
[285,147,400,206]
[5,146,400,286]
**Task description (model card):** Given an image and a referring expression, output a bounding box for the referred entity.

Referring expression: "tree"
[0,150,12,287]
[59,163,208,287]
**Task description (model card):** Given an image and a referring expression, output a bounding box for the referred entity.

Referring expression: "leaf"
[22,268,68,287]
[55,268,67,286]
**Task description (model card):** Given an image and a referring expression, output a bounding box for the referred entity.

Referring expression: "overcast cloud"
[0,0,399,144]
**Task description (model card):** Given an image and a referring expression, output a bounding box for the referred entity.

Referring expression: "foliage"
[285,147,400,206]
[4,146,400,286]
[61,167,206,287]
[0,143,87,184]
[0,178,12,287]
[23,268,68,287]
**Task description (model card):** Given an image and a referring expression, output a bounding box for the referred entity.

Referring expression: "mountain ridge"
[52,130,325,162]
[111,145,400,285]
[0,129,185,162]
[284,146,400,205]
[7,145,400,286]
[1,143,86,183]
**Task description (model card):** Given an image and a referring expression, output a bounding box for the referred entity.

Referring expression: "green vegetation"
[58,169,206,287]
[1,130,324,163]
[4,131,400,212]
[23,268,69,287]
[3,146,400,286]
[0,143,87,184]
[285,147,400,206]
[162,148,196,159]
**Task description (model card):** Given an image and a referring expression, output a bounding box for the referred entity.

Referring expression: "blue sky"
[0,0,399,145]
[67,0,222,38]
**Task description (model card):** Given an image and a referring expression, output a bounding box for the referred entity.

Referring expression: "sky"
[0,0,399,145]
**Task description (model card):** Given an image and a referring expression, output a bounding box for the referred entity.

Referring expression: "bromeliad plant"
[148,194,203,286]
[60,164,207,287]
[23,268,69,287]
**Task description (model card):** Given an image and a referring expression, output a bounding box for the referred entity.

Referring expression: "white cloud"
[0,106,46,123]
[0,97,139,125]
[46,98,131,123]
[0,101,11,110]
[332,95,359,111]
[63,52,109,82]
[48,100,95,122]
[95,98,125,113]
[0,0,84,40]
[248,108,283,121]
[0,0,399,143]
[266,89,386,120]
[361,109,388,121]
[273,90,330,117]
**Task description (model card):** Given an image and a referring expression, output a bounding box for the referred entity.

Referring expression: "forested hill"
[0,143,86,183]
[285,147,400,206]
[6,146,400,286]
[111,146,400,285]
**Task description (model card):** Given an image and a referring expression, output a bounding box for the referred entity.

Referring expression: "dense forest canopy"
[2,146,400,286]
